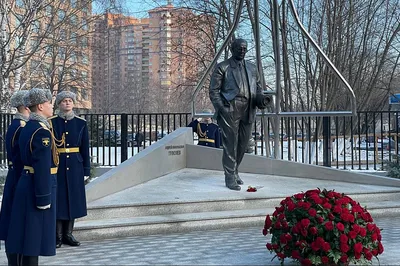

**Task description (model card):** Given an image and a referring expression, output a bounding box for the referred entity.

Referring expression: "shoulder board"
[75,115,86,121]
[20,120,26,127]
[39,122,50,131]
[48,115,58,120]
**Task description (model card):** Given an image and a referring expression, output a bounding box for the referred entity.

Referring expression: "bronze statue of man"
[209,38,269,190]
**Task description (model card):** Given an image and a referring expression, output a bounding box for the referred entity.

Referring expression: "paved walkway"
[0,217,398,265]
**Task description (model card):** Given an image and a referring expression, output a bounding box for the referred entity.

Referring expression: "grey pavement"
[0,216,398,265]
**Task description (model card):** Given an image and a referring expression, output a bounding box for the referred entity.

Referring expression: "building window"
[58,10,65,22]
[81,71,88,80]
[81,37,88,47]
[82,19,88,30]
[71,0,77,8]
[82,55,89,65]
[16,0,24,7]
[70,14,78,26]
[81,88,89,100]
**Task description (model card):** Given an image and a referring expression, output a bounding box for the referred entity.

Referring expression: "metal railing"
[0,112,398,171]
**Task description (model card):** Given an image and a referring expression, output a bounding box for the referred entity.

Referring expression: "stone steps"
[74,191,400,241]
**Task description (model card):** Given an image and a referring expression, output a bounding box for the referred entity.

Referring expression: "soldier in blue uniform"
[6,88,58,266]
[188,109,221,148]
[0,90,30,265]
[49,91,89,248]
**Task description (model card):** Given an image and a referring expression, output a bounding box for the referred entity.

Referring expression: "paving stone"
[0,217,398,265]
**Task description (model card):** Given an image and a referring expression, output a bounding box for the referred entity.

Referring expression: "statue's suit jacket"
[209,57,262,124]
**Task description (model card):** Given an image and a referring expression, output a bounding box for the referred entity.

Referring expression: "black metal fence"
[1,111,399,170]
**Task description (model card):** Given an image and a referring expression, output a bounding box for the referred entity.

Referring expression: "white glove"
[37,204,51,210]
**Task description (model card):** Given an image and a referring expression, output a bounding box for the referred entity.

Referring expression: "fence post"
[121,113,128,163]
[323,116,331,167]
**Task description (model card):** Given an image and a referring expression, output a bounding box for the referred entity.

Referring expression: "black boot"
[62,220,80,246]
[225,174,241,191]
[21,255,38,266]
[56,220,63,248]
[6,253,17,266]
[235,173,244,185]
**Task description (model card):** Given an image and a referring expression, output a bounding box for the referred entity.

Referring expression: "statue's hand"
[256,94,272,109]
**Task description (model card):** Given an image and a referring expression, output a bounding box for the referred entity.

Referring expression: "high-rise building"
[91,3,214,113]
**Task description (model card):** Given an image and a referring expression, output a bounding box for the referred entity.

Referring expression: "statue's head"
[230,38,247,61]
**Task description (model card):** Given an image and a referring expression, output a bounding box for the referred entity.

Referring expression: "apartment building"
[91,3,214,113]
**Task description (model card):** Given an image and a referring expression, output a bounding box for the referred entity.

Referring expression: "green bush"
[384,155,400,179]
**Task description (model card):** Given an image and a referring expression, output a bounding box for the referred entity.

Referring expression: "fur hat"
[24,88,52,107]
[55,91,77,106]
[10,90,28,108]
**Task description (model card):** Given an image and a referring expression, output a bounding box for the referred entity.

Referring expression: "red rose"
[348,230,357,239]
[291,250,301,259]
[340,234,348,243]
[301,218,310,228]
[322,202,332,209]
[378,242,384,254]
[322,242,331,252]
[325,221,334,231]
[317,216,324,224]
[264,215,272,228]
[300,228,308,237]
[302,202,312,210]
[328,213,335,220]
[371,249,378,256]
[336,222,345,231]
[354,242,363,253]
[371,233,378,241]
[340,254,348,263]
[287,201,296,211]
[340,243,350,253]
[352,224,360,233]
[309,227,318,235]
[367,223,375,232]
[354,252,362,259]
[308,208,317,217]
[282,221,289,229]
[347,213,355,222]
[266,243,273,250]
[309,194,323,204]
[333,205,342,214]
[294,193,304,200]
[274,221,282,229]
[277,252,285,259]
[285,233,292,241]
[279,234,288,244]
[305,188,320,196]
[301,258,312,266]
[272,244,279,249]
[365,251,373,260]
[321,256,329,264]
[359,227,367,237]
[311,241,320,251]
[262,228,268,236]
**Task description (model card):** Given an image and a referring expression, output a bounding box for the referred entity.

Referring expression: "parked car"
[102,130,121,146]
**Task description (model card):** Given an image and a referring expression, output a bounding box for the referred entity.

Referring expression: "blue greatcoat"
[49,115,89,220]
[0,118,26,241]
[5,120,57,256]
[188,119,221,148]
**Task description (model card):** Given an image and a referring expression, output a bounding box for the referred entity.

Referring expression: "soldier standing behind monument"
[0,90,30,265]
[187,109,221,148]
[209,38,270,191]
[6,88,58,266]
[49,91,89,248]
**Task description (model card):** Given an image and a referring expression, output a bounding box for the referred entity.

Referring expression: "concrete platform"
[75,168,400,240]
